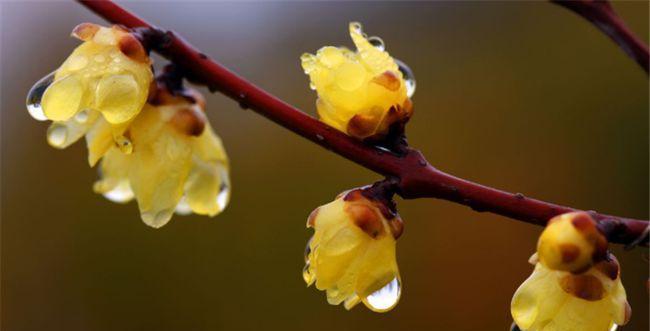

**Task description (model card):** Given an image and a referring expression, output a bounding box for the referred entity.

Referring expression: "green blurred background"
[1,1,648,330]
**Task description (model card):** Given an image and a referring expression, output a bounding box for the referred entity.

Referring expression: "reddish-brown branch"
[77,0,648,246]
[552,0,649,73]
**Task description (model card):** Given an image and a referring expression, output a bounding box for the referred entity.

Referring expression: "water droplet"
[309,82,316,90]
[103,181,134,203]
[368,36,385,51]
[46,124,67,148]
[175,196,193,215]
[74,109,89,123]
[94,54,106,63]
[215,167,230,212]
[364,277,401,312]
[316,134,324,141]
[115,136,133,154]
[395,59,416,98]
[302,262,315,286]
[26,71,55,121]
[343,295,361,310]
[141,208,174,228]
[66,55,88,70]
[609,324,618,331]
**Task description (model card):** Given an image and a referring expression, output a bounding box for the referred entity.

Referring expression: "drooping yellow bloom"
[27,23,153,150]
[301,22,413,140]
[511,213,630,331]
[92,88,230,228]
[304,188,404,312]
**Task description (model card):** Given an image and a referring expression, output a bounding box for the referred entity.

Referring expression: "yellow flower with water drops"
[304,188,404,312]
[92,87,230,228]
[27,23,153,150]
[511,212,630,331]
[301,22,414,140]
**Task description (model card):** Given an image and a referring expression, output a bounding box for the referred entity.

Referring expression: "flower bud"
[304,188,403,312]
[301,22,413,140]
[537,212,607,273]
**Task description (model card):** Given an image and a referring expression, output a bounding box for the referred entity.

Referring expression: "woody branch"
[77,0,649,246]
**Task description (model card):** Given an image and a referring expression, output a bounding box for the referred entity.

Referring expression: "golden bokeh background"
[1,1,648,330]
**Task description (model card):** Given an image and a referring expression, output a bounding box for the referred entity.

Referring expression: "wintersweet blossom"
[27,23,153,150]
[92,87,230,228]
[304,188,403,312]
[301,22,413,140]
[511,212,630,331]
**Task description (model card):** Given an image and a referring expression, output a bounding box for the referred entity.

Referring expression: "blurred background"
[1,1,648,330]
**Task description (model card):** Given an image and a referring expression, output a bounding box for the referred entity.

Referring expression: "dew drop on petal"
[74,109,89,123]
[141,208,174,228]
[103,181,134,203]
[175,196,193,215]
[364,277,401,312]
[26,71,55,121]
[395,59,416,98]
[610,325,618,331]
[115,135,133,154]
[368,36,385,51]
[46,124,68,148]
[66,55,88,71]
[215,167,230,213]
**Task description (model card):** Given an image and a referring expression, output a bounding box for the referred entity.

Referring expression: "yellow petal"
[41,74,84,121]
[94,74,141,124]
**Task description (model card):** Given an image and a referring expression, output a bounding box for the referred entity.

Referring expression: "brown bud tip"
[347,113,378,139]
[371,71,401,91]
[170,106,206,136]
[559,274,604,301]
[71,23,99,41]
[558,243,581,263]
[118,34,148,63]
[346,203,384,239]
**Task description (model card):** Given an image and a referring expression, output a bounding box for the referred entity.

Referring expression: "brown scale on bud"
[371,71,401,91]
[558,243,581,263]
[306,207,320,228]
[170,106,206,136]
[594,254,620,281]
[71,23,100,41]
[345,203,385,239]
[347,113,379,139]
[559,274,604,301]
[570,213,608,262]
[344,188,402,239]
[119,34,148,63]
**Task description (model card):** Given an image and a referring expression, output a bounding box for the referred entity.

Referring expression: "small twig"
[552,0,649,73]
[76,0,648,246]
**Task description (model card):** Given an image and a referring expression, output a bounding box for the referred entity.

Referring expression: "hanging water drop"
[364,276,401,312]
[26,71,56,121]
[215,167,231,213]
[74,109,89,123]
[141,208,174,228]
[175,196,193,215]
[368,36,385,51]
[115,135,133,154]
[46,124,68,148]
[103,181,134,203]
[395,59,416,98]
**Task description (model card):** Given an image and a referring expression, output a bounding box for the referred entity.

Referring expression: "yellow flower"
[304,188,404,312]
[301,22,413,140]
[27,23,153,150]
[92,88,230,228]
[511,213,630,331]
